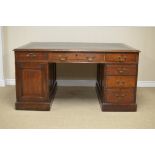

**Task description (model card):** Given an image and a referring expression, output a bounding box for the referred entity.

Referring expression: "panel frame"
[15,62,48,102]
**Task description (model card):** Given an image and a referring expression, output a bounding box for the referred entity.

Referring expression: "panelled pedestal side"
[96,52,139,112]
[15,51,57,111]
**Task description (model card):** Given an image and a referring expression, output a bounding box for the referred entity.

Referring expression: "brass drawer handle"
[60,57,67,61]
[117,68,127,74]
[58,55,67,61]
[115,94,125,97]
[115,94,126,101]
[26,53,36,57]
[87,57,95,62]
[119,70,124,73]
[116,56,127,62]
[116,80,125,86]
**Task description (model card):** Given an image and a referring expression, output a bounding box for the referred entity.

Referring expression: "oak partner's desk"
[14,42,140,112]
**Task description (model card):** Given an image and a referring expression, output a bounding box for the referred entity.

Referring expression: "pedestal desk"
[14,42,140,112]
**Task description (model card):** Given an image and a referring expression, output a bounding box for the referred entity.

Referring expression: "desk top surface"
[14,42,140,52]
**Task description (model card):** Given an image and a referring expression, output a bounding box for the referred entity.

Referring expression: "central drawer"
[48,52,105,63]
[105,76,137,88]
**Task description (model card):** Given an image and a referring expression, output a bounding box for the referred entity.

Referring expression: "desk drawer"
[105,53,138,63]
[104,88,135,104]
[105,64,137,75]
[105,76,137,88]
[48,53,105,62]
[15,52,48,61]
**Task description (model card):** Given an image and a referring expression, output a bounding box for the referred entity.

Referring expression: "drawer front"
[104,88,135,104]
[48,53,105,63]
[15,52,48,61]
[105,64,137,75]
[105,53,138,63]
[105,76,137,88]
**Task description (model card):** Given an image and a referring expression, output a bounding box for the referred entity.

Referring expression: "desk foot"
[15,102,50,111]
[96,82,137,112]
[100,104,137,112]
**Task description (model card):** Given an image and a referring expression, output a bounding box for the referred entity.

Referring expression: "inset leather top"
[14,42,140,53]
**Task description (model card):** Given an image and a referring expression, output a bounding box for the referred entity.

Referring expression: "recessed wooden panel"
[22,69,42,96]
[105,64,137,75]
[104,88,135,104]
[16,62,48,102]
[105,53,138,63]
[105,76,137,88]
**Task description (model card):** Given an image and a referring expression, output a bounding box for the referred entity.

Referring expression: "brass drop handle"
[26,53,36,57]
[119,70,124,73]
[116,80,125,86]
[58,54,67,61]
[117,56,127,62]
[60,57,67,61]
[117,68,127,73]
[115,94,126,101]
[87,57,95,62]
[115,94,125,97]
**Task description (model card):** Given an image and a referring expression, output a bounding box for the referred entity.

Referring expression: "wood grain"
[14,42,140,111]
[104,64,137,76]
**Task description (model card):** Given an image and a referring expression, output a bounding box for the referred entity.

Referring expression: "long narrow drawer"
[15,52,48,61]
[48,52,105,63]
[105,76,137,88]
[104,88,135,104]
[105,64,137,75]
[105,53,138,63]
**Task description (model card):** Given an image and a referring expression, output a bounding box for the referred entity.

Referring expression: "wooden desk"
[14,42,140,111]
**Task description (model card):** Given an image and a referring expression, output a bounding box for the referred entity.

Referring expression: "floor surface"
[0,86,155,128]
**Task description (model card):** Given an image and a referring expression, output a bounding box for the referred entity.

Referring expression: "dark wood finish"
[15,52,48,61]
[104,64,137,76]
[96,83,137,112]
[15,102,51,111]
[105,53,138,63]
[15,62,48,102]
[15,62,57,111]
[96,51,139,111]
[97,64,105,91]
[48,52,105,63]
[104,88,135,104]
[14,42,140,112]
[105,76,137,88]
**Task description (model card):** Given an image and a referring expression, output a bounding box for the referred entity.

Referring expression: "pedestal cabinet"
[15,62,57,110]
[96,53,139,111]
